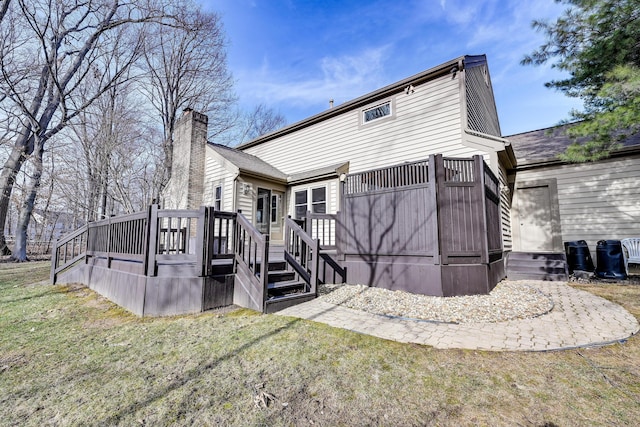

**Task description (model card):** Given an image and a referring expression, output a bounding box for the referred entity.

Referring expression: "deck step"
[267,280,308,296]
[267,270,296,283]
[506,252,568,281]
[256,261,288,272]
[211,262,234,276]
[264,292,317,314]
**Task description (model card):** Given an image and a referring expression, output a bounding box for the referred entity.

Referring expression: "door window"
[256,188,270,234]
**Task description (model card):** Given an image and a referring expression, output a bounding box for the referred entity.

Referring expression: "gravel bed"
[317,280,554,324]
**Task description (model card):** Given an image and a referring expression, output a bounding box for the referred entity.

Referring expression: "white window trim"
[294,189,308,220]
[293,185,328,219]
[270,193,280,224]
[214,184,222,210]
[359,97,396,128]
[310,185,327,214]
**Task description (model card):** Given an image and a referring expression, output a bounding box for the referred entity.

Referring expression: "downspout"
[232,172,240,212]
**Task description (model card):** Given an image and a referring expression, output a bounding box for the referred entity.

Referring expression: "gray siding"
[513,154,640,253]
[498,163,512,251]
[465,63,501,137]
[243,73,481,175]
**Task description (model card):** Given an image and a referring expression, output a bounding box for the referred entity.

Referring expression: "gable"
[240,70,467,176]
[236,54,508,179]
[207,143,287,182]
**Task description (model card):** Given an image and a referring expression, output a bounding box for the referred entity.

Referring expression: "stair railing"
[234,211,269,312]
[50,225,88,284]
[284,216,319,295]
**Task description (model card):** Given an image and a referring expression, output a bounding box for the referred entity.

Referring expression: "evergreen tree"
[523,0,640,161]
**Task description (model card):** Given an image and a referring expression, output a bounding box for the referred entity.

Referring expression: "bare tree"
[215,103,287,147]
[0,0,10,29]
[239,103,287,143]
[70,80,152,221]
[140,1,235,197]
[0,0,175,259]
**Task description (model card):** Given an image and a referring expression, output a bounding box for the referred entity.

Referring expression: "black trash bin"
[564,240,595,273]
[595,240,627,280]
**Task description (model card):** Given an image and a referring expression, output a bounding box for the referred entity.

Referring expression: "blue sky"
[202,0,582,136]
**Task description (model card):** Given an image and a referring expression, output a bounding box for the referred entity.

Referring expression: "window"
[363,101,391,123]
[214,186,222,210]
[270,194,279,223]
[294,190,307,219]
[311,187,326,214]
[295,187,326,219]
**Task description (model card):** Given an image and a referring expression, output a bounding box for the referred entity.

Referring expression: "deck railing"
[303,211,337,249]
[51,206,237,283]
[299,212,347,284]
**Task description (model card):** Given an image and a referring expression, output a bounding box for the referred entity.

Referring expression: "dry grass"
[1,262,639,426]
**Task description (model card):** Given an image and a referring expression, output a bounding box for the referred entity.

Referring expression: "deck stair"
[506,252,569,281]
[261,259,316,314]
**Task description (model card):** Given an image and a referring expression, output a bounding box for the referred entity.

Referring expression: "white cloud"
[237,45,392,111]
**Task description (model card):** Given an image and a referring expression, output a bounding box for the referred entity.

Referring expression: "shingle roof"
[506,124,640,163]
[288,162,349,184]
[208,143,288,181]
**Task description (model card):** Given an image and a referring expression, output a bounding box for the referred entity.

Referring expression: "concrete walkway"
[276,282,640,351]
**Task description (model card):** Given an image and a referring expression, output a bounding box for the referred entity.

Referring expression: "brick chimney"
[169,109,208,209]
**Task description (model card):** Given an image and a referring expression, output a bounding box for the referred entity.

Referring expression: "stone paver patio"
[276,282,639,351]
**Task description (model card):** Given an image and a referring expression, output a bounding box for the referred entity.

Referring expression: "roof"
[288,162,350,184]
[209,143,350,184]
[208,143,288,182]
[237,54,488,150]
[506,124,640,165]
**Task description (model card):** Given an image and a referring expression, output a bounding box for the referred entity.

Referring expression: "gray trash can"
[595,240,627,280]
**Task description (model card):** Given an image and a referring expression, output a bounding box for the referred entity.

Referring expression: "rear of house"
[164,54,514,248]
[161,54,514,296]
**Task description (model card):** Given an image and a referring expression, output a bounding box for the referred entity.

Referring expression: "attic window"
[363,101,391,123]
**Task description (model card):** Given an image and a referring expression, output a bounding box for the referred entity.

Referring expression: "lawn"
[1,261,639,426]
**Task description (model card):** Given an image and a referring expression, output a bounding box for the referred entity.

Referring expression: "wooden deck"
[51,207,345,316]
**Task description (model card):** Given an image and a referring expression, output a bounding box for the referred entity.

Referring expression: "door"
[515,180,562,252]
[256,188,270,235]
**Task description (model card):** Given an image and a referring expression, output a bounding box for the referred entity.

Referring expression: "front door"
[256,188,270,235]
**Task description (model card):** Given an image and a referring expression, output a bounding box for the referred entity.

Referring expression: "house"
[163,54,515,295]
[51,53,640,316]
[506,125,640,268]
